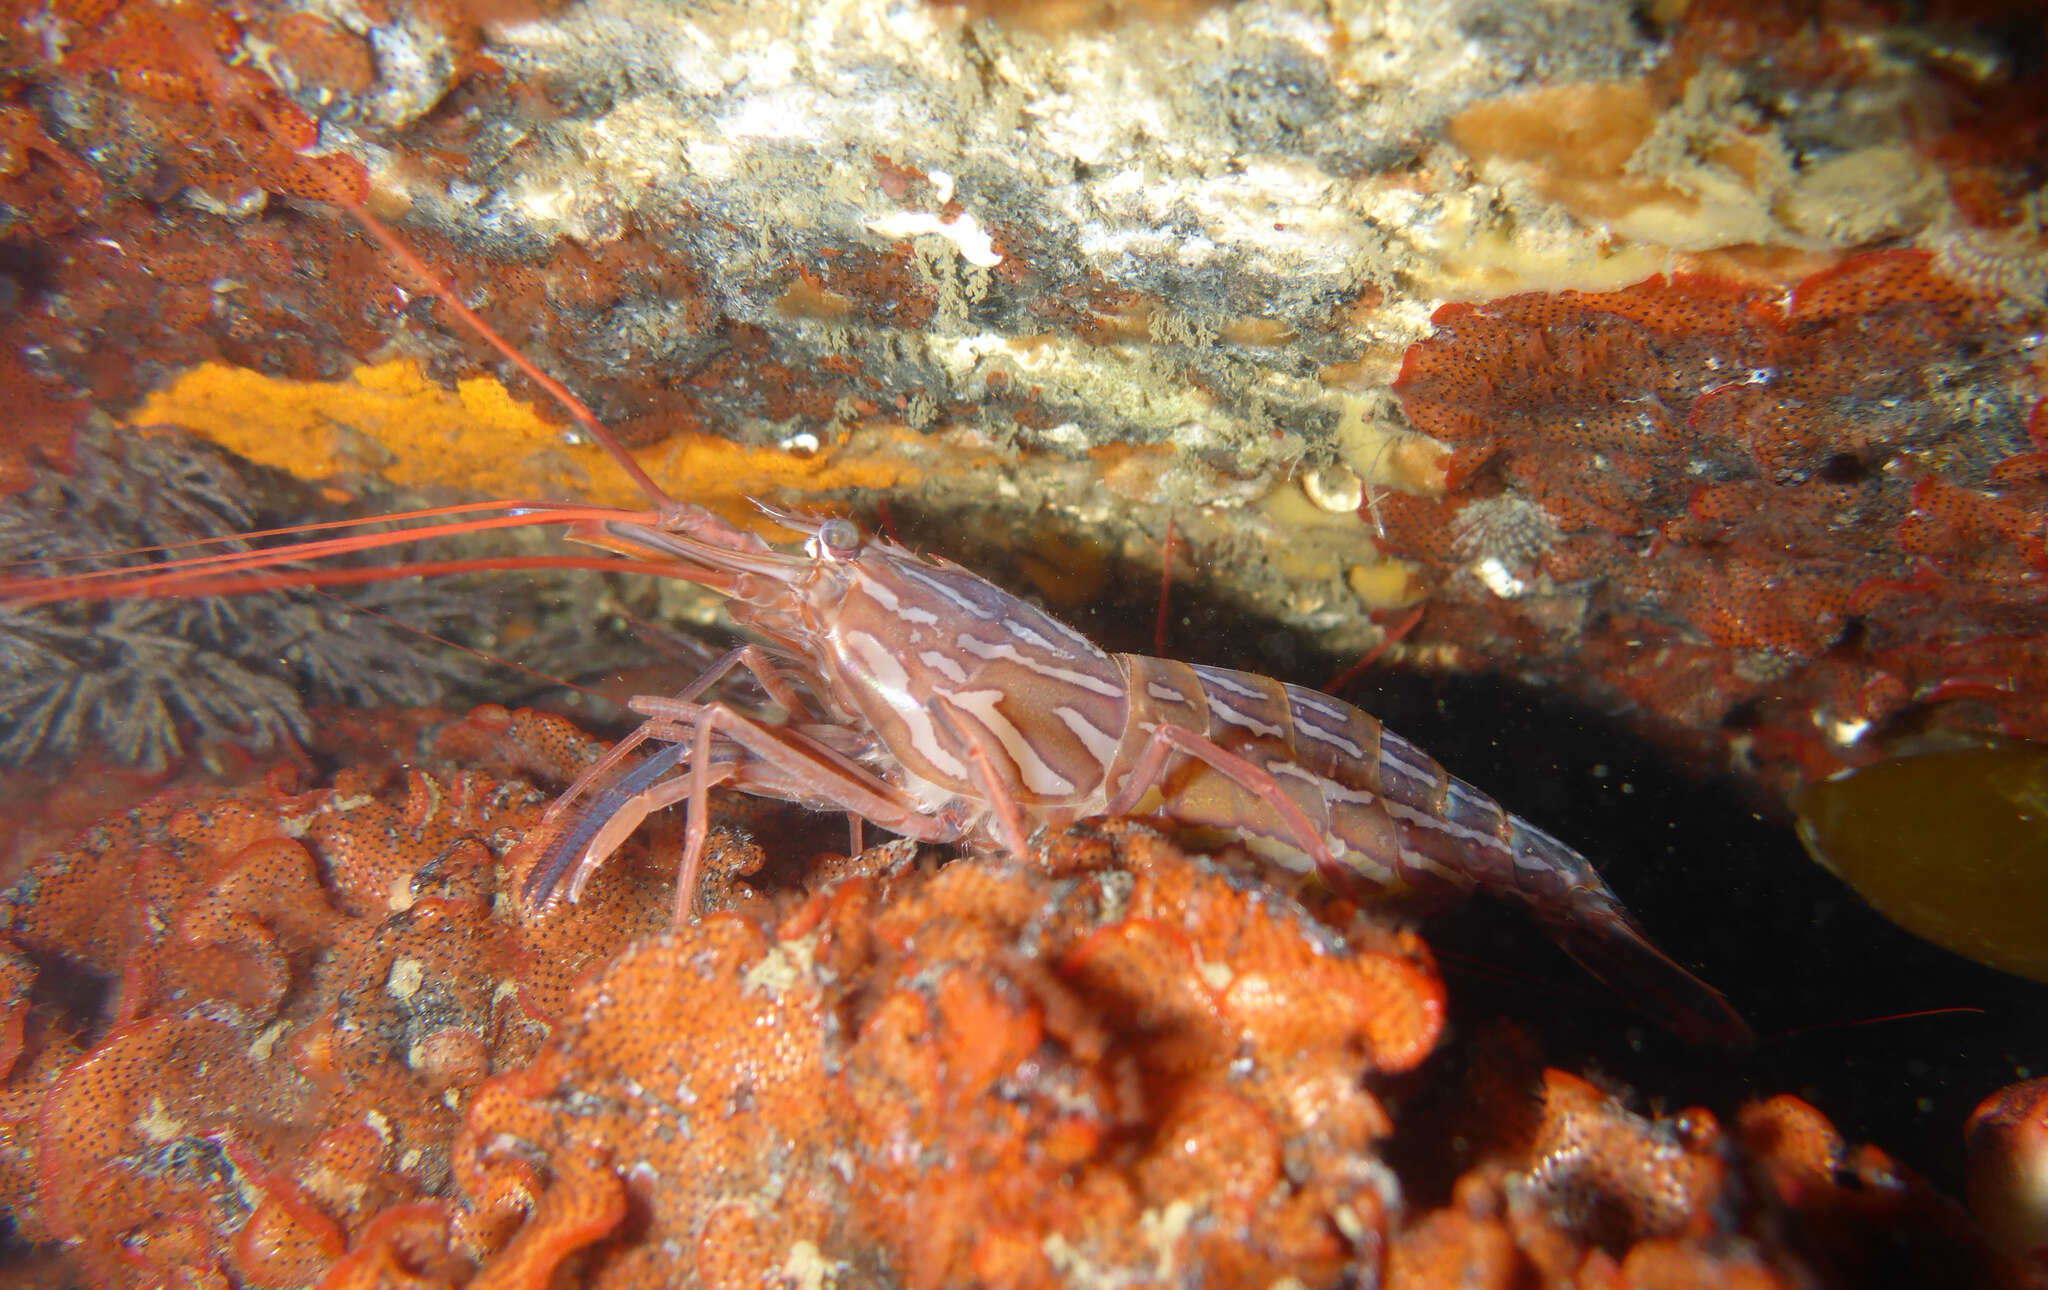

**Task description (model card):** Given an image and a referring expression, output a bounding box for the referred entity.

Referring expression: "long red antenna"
[1153,514,1175,657]
[336,194,681,513]
[0,504,661,605]
[1,499,607,573]
[1322,604,1426,695]
[220,63,683,515]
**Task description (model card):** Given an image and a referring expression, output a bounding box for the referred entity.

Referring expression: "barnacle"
[1449,495,1560,568]
[1923,214,2048,310]
[0,427,475,770]
[1449,495,1561,599]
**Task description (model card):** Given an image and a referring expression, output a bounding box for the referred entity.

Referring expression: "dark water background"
[1035,548,2048,1201]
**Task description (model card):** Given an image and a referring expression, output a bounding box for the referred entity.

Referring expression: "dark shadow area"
[869,505,2046,1198]
[1332,663,2047,1202]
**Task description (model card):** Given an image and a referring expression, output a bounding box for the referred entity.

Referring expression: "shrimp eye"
[806,518,861,560]
[818,518,861,555]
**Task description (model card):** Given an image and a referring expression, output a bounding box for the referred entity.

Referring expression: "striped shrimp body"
[3,197,1743,1045]
[530,506,1751,1046]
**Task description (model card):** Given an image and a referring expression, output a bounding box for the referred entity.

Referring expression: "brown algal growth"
[0,428,492,771]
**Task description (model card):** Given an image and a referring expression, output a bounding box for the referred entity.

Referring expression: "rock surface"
[4,0,2043,794]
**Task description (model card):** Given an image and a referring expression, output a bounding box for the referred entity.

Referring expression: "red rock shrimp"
[0,204,1749,1048]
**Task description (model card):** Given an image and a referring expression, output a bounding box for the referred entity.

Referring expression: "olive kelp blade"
[1793,743,2048,984]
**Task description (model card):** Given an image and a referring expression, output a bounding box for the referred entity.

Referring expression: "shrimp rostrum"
[527,501,1751,1046]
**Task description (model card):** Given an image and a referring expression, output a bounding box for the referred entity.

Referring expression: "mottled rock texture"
[6,3,2048,1281]
[8,0,2044,791]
